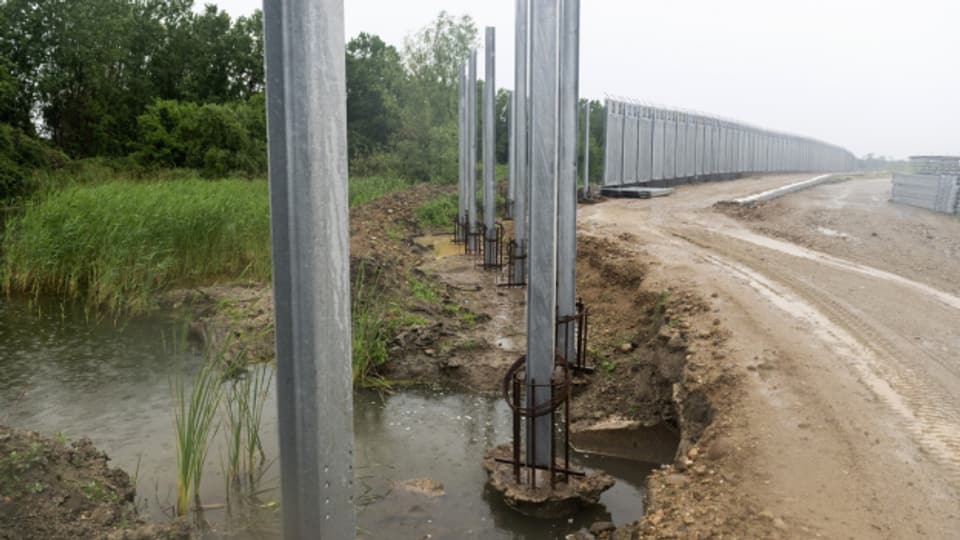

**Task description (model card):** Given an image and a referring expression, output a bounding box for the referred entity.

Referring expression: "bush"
[415,193,457,231]
[0,124,69,203]
[133,96,267,178]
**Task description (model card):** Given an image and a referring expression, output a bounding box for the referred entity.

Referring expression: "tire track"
[679,227,960,484]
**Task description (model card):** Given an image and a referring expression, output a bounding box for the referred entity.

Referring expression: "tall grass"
[2,179,271,315]
[415,193,458,231]
[352,264,391,388]
[172,356,223,517]
[349,176,411,207]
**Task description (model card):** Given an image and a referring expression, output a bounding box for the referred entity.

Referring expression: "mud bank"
[0,426,189,540]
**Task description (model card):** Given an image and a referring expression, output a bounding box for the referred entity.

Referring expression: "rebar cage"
[556,299,591,373]
[477,223,505,270]
[499,239,528,288]
[498,355,583,489]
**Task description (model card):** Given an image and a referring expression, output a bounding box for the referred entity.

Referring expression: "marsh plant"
[172,356,223,517]
[222,357,273,493]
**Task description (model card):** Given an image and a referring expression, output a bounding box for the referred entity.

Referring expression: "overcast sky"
[213,0,959,159]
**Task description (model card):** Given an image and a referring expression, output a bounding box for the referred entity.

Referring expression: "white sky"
[212,0,960,159]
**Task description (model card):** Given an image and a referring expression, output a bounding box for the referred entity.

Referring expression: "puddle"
[0,298,658,539]
[415,234,463,259]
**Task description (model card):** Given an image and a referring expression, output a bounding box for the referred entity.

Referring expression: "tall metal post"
[458,64,467,241]
[483,27,497,266]
[527,0,559,468]
[513,0,529,282]
[557,0,579,366]
[467,51,479,253]
[262,0,354,537]
[508,93,515,219]
[582,102,590,198]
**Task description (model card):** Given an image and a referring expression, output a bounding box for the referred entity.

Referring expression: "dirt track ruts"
[581,174,960,539]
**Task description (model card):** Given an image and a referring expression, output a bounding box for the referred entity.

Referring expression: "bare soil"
[581,174,960,539]
[0,426,189,540]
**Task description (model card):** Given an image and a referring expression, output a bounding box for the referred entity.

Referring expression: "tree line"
[0,0,606,203]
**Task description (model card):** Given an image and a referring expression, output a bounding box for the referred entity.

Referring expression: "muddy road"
[581,175,960,539]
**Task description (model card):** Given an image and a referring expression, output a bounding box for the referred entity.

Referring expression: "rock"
[683,514,695,525]
[620,342,634,353]
[443,357,464,369]
[759,510,775,520]
[589,521,616,535]
[706,438,734,460]
[693,464,707,475]
[424,349,436,357]
[773,517,788,530]
[565,533,596,540]
[686,447,699,460]
[664,473,689,487]
[648,509,665,525]
[712,318,721,326]
[393,478,445,498]
[667,333,686,351]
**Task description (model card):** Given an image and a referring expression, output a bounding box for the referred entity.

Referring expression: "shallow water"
[0,298,655,539]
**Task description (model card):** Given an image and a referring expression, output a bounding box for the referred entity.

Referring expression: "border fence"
[602,98,857,188]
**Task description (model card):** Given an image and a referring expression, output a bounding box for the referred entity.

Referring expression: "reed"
[2,178,271,316]
[172,355,224,517]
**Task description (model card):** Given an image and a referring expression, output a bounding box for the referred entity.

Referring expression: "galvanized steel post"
[582,102,590,198]
[557,0,579,366]
[513,0,529,282]
[508,92,515,218]
[458,64,467,241]
[527,0,559,468]
[467,51,479,253]
[262,0,355,537]
[483,27,497,266]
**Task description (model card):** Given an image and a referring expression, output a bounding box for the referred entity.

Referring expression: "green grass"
[349,175,411,207]
[2,178,271,316]
[415,193,458,231]
[351,265,391,388]
[2,170,417,316]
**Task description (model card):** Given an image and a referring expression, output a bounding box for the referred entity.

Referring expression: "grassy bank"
[2,179,272,315]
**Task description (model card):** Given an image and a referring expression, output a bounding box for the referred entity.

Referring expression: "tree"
[346,33,403,160]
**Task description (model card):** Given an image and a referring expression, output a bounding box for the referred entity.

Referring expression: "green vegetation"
[349,176,411,207]
[409,275,442,304]
[172,356,223,517]
[0,442,44,488]
[351,265,391,388]
[2,179,271,315]
[222,361,273,489]
[133,96,267,177]
[415,193,458,231]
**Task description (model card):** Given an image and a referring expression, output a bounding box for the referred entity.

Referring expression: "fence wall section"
[602,98,857,187]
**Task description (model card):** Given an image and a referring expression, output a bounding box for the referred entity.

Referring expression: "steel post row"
[601,98,857,187]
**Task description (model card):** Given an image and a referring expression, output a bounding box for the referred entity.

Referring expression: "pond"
[0,298,656,539]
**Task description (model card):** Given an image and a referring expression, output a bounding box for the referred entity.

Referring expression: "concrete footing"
[482,444,615,519]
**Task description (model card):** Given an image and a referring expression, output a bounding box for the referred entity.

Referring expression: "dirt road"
[581,175,960,539]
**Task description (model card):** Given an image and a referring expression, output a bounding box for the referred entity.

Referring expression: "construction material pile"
[891,156,960,215]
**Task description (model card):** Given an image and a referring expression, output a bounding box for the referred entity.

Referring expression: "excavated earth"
[0,426,190,540]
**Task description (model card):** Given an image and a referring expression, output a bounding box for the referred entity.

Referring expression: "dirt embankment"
[0,427,189,540]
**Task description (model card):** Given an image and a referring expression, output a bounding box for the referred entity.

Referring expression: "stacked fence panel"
[891,157,960,215]
[603,98,856,187]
